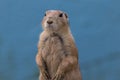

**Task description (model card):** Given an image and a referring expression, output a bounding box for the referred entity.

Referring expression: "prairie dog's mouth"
[45,22,54,27]
[44,22,54,31]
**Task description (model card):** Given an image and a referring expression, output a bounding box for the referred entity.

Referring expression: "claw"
[52,73,64,80]
[42,70,51,80]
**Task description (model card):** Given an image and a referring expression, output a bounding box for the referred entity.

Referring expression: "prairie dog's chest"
[41,35,64,59]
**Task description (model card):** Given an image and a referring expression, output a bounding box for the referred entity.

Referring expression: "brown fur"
[36,10,82,80]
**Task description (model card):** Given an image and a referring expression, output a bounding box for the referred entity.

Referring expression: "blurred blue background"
[0,0,120,80]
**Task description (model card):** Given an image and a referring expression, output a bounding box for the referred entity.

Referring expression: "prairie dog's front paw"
[42,70,51,80]
[52,72,64,80]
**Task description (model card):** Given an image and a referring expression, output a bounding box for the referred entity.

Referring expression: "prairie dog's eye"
[59,13,63,17]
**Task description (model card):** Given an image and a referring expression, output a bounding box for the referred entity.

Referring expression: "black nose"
[47,20,53,24]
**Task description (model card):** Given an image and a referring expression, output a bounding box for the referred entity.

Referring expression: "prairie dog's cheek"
[42,19,45,26]
[42,19,48,28]
[57,19,65,26]
[43,22,47,28]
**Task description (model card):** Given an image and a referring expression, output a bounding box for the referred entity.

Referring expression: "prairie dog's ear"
[64,13,68,19]
[64,12,69,22]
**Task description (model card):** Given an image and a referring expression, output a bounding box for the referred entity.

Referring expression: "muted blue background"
[0,0,120,80]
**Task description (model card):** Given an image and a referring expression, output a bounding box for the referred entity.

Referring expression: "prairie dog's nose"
[47,20,53,24]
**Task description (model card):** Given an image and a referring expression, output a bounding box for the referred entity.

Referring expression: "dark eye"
[44,13,46,16]
[59,13,63,17]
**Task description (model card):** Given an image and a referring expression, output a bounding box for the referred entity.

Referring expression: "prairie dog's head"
[42,10,69,33]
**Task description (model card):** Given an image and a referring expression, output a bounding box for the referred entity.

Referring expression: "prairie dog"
[36,10,82,80]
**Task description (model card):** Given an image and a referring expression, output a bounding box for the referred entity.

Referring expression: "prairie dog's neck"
[44,26,71,37]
